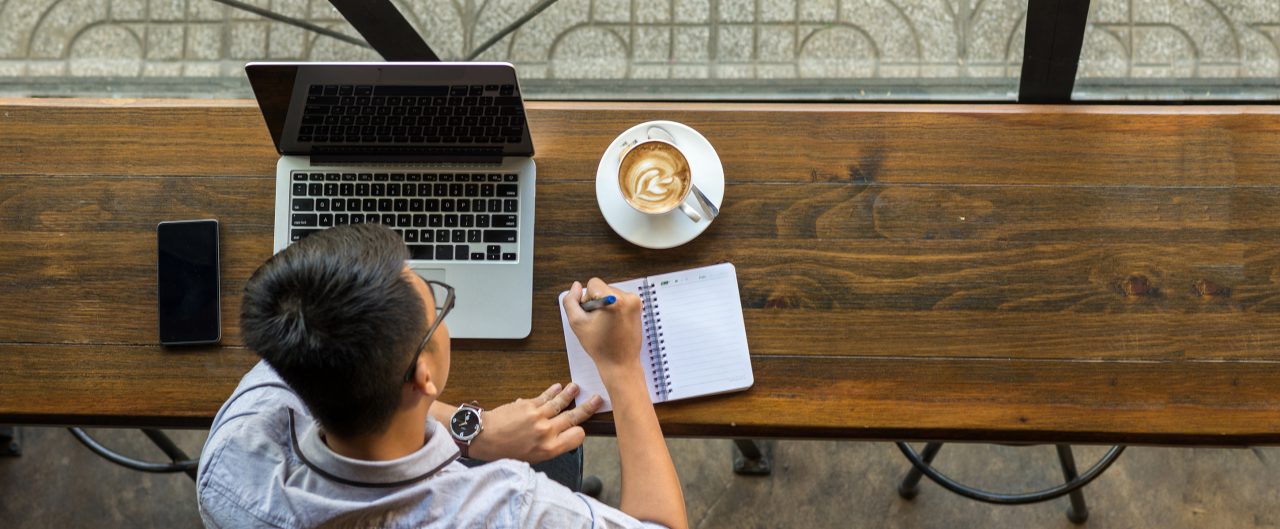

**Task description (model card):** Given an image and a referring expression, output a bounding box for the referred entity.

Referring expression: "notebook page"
[557,278,664,413]
[647,263,753,401]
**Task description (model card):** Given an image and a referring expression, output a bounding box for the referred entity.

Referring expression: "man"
[197,223,687,529]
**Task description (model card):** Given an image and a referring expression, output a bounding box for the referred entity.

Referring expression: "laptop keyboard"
[300,84,524,145]
[289,171,520,262]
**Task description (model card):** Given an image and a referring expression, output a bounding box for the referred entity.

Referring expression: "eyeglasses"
[403,276,455,383]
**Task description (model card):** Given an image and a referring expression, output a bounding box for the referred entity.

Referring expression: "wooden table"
[2,98,1278,446]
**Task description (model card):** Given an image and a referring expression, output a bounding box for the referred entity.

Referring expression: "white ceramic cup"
[616,126,711,223]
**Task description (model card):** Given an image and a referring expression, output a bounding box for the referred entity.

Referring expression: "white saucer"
[595,120,724,249]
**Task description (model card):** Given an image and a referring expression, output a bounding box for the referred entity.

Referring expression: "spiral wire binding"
[640,280,672,400]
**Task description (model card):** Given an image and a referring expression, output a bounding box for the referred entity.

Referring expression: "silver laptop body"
[247,62,535,338]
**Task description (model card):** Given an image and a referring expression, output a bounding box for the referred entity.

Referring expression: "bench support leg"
[898,442,943,499]
[0,426,20,457]
[732,439,772,476]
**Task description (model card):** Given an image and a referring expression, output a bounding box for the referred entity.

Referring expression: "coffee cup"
[616,127,715,223]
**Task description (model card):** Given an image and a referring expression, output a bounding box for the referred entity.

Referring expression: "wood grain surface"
[1,98,1278,445]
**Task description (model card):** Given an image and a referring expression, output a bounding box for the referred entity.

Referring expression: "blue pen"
[580,295,617,312]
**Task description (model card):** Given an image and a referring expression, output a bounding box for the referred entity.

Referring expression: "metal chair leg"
[1056,444,1089,524]
[898,442,943,499]
[732,439,773,476]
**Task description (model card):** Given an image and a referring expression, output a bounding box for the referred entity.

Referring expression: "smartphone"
[157,220,221,346]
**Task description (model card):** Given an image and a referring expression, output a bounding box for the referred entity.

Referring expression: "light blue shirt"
[197,361,667,529]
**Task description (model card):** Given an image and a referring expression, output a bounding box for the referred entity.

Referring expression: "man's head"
[240,224,449,438]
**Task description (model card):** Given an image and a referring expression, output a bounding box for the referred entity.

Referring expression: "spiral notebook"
[557,263,753,412]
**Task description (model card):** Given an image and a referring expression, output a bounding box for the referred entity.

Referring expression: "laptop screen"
[246,62,534,160]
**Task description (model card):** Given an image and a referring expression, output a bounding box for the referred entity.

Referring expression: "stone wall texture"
[0,0,1276,99]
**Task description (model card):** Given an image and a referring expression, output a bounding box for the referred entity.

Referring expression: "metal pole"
[898,442,943,499]
[1056,444,1089,524]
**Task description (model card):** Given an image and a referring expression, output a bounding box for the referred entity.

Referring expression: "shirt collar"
[289,409,460,488]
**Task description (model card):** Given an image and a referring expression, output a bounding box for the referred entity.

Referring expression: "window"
[0,0,1272,101]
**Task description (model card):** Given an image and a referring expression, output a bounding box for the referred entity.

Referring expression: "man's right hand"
[562,279,644,373]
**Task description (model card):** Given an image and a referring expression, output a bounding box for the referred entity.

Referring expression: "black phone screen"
[157,220,221,345]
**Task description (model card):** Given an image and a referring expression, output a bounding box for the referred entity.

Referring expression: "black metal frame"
[1018,0,1092,103]
[68,428,199,481]
[895,442,1125,524]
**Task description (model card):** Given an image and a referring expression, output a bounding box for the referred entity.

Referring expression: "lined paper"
[558,263,752,412]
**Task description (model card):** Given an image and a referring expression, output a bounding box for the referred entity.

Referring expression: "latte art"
[619,142,692,214]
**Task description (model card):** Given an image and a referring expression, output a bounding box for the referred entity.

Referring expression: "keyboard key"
[308,173,323,182]
[291,228,320,241]
[483,230,517,243]
[426,199,440,212]
[502,252,516,261]
[387,183,401,197]
[487,199,502,212]
[326,173,340,181]
[410,198,424,211]
[291,213,318,227]
[342,173,357,181]
[421,229,434,242]
[445,215,458,227]
[504,174,518,182]
[418,183,432,196]
[471,252,485,260]
[436,229,448,242]
[497,184,518,197]
[378,198,393,211]
[460,215,474,228]
[340,183,354,196]
[347,198,361,211]
[429,214,443,228]
[293,173,308,181]
[480,185,495,198]
[467,230,481,243]
[465,184,479,197]
[487,251,500,261]
[449,184,463,196]
[375,173,389,181]
[324,183,338,195]
[372,183,385,196]
[335,214,349,225]
[357,183,370,196]
[476,215,490,228]
[292,198,313,211]
[367,214,380,224]
[381,214,395,225]
[319,214,333,227]
[436,245,453,260]
[350,215,364,224]
[394,199,408,212]
[308,183,323,195]
[441,200,455,213]
[451,229,465,242]
[405,229,418,243]
[492,214,517,228]
[487,245,501,253]
[473,199,486,212]
[455,245,469,261]
[410,244,434,260]
[397,214,412,226]
[332,199,346,212]
[503,199,518,213]
[358,173,373,181]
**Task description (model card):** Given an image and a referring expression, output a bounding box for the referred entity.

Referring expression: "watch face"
[451,408,481,439]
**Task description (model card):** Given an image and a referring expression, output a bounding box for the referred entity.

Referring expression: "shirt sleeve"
[520,467,671,529]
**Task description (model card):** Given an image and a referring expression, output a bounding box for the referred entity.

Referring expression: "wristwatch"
[448,402,484,458]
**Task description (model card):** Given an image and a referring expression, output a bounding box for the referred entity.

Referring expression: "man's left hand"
[468,383,604,464]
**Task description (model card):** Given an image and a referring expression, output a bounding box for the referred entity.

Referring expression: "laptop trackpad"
[413,268,446,283]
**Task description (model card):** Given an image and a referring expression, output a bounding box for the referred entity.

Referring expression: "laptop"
[246,62,535,339]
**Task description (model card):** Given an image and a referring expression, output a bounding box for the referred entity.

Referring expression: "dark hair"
[240,224,426,438]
